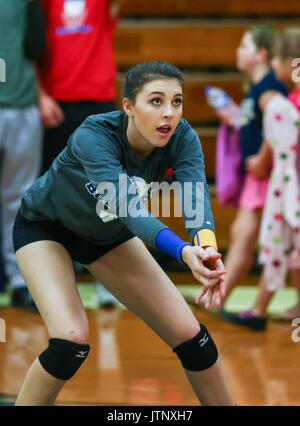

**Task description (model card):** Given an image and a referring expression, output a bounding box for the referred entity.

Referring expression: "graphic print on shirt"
[57,0,93,34]
[86,176,155,223]
[240,98,256,126]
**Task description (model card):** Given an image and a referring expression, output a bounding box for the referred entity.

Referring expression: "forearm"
[109,0,127,18]
[32,63,47,98]
[256,140,273,172]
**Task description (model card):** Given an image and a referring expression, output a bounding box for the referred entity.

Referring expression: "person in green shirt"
[0,0,45,310]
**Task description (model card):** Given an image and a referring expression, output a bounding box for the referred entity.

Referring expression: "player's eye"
[151,98,161,106]
[173,98,183,106]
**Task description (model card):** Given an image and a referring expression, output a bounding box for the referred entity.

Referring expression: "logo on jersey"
[56,0,92,34]
[85,177,154,223]
[240,98,256,126]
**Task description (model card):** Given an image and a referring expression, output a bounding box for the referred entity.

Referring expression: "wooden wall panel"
[115,23,246,67]
[123,0,300,17]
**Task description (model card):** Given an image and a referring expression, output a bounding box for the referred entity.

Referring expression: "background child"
[221,28,300,331]
[213,26,288,312]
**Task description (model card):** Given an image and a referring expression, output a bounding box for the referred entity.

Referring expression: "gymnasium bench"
[122,0,300,18]
[114,19,300,68]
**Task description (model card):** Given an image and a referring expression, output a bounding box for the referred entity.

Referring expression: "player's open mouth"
[157,125,172,136]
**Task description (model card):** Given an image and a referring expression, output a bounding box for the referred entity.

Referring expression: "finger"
[202,246,218,255]
[195,286,208,304]
[203,249,221,257]
[41,117,50,127]
[206,276,224,288]
[215,259,226,274]
[53,111,65,126]
[193,272,223,288]
[211,284,224,308]
[205,288,214,309]
[217,277,226,303]
[45,117,57,128]
[194,262,226,280]
[219,279,226,298]
[203,255,223,270]
[214,287,221,307]
[44,112,60,128]
[55,108,65,123]
[215,257,225,268]
[202,252,221,262]
[206,267,226,278]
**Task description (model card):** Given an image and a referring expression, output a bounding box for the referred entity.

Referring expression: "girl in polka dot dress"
[221,28,300,330]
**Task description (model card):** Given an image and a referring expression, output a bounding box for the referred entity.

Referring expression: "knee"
[39,337,90,381]
[51,323,89,346]
[177,324,201,345]
[38,323,90,381]
[173,324,218,371]
[65,328,89,346]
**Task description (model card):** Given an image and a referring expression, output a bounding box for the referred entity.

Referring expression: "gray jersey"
[21,110,215,247]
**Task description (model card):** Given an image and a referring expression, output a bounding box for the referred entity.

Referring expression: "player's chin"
[236,58,247,71]
[154,131,173,146]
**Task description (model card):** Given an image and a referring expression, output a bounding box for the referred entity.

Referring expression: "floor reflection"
[0,306,300,405]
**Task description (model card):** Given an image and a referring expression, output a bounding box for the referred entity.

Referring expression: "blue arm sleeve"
[155,228,192,263]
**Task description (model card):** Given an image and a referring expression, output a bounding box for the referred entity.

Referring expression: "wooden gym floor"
[1,284,300,406]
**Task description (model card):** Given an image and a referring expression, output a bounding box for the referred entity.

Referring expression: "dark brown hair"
[122,61,184,103]
[274,27,300,59]
[248,25,277,60]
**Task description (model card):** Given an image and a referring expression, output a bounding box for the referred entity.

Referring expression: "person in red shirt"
[39,0,122,172]
[37,0,125,308]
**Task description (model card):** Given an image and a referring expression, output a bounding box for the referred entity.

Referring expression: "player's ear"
[123,97,134,117]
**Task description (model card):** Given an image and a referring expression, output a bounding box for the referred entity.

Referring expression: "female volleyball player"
[13,61,235,406]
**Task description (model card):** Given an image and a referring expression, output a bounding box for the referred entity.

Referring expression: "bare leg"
[16,359,65,406]
[252,276,275,317]
[280,269,300,320]
[85,237,235,406]
[222,208,261,307]
[185,358,234,406]
[15,241,89,406]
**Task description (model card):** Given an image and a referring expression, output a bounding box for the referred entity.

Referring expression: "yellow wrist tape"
[193,229,218,250]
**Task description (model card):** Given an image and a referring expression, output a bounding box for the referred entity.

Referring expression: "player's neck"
[126,120,154,160]
[248,63,270,83]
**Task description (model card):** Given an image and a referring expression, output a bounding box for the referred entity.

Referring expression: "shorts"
[13,211,135,265]
[239,174,269,210]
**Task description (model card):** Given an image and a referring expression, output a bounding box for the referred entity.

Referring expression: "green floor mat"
[177,285,298,314]
[0,283,297,314]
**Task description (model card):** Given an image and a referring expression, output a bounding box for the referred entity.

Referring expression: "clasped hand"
[182,245,226,309]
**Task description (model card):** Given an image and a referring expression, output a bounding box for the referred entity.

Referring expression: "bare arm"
[109,0,127,18]
[32,64,64,128]
[246,139,273,179]
[246,90,279,178]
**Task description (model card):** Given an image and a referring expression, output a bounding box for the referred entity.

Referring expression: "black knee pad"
[39,338,90,380]
[173,324,218,371]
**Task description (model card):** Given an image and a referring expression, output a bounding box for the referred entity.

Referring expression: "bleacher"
[114,1,300,255]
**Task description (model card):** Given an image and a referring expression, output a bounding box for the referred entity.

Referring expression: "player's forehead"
[138,78,183,98]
